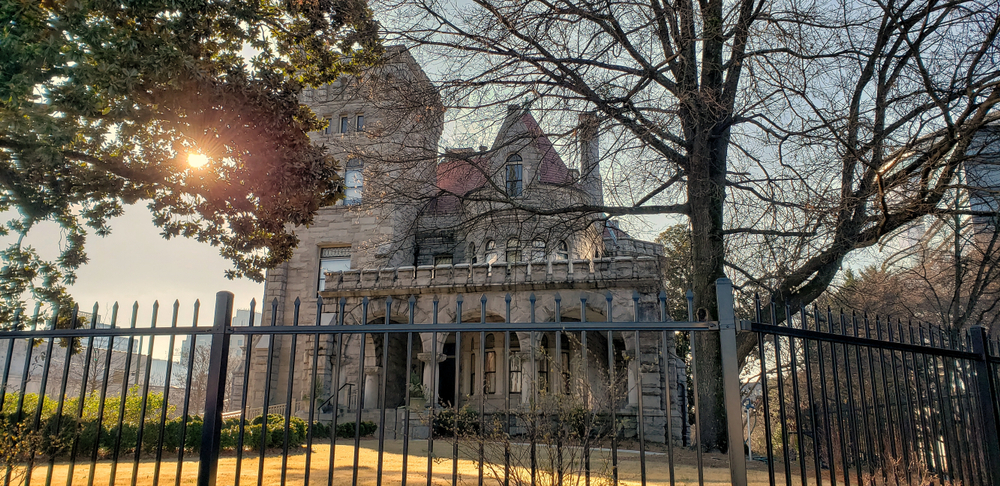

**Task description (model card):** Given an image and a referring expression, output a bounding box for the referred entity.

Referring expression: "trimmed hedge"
[0,391,314,459]
[335,421,377,439]
[310,421,331,439]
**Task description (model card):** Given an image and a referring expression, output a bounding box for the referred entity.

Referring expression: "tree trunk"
[685,118,729,452]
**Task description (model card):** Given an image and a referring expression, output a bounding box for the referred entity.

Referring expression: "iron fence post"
[970,325,1000,485]
[198,291,234,486]
[716,277,748,486]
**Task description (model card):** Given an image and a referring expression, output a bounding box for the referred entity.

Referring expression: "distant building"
[962,126,1000,236]
[878,125,1000,264]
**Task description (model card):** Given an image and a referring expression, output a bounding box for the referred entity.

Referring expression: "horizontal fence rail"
[745,299,1000,486]
[0,280,748,486]
[0,299,216,486]
[3,283,997,486]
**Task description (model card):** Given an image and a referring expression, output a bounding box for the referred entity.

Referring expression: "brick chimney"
[578,112,603,206]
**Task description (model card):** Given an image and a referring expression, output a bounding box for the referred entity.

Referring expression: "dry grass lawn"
[22,439,813,486]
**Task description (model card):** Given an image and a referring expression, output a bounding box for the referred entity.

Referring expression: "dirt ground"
[23,438,819,486]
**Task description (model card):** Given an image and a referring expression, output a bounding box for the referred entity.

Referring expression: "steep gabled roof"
[602,219,633,240]
[518,111,573,185]
[429,107,577,215]
[491,105,573,185]
[430,153,488,214]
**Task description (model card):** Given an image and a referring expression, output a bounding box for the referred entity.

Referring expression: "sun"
[188,153,209,168]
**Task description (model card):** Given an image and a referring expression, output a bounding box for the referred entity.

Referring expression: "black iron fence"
[0,281,747,486]
[3,279,999,486]
[745,300,1000,486]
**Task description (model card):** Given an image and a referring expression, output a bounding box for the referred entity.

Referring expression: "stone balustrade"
[319,256,662,297]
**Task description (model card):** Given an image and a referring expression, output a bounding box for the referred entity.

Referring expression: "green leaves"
[0,0,380,326]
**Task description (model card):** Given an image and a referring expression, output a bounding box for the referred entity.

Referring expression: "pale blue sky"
[13,205,264,324]
[13,203,669,325]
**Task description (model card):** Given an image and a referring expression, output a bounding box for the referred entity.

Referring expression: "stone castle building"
[250,47,686,442]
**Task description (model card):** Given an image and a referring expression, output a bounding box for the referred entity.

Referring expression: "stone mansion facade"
[249,47,685,442]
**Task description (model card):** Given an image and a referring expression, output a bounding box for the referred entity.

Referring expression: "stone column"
[515,331,545,405]
[364,366,381,409]
[623,333,639,407]
[417,351,446,404]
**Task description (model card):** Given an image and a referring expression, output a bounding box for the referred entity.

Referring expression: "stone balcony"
[319,256,663,298]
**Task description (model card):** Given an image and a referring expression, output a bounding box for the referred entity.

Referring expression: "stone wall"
[319,256,663,298]
[247,253,690,445]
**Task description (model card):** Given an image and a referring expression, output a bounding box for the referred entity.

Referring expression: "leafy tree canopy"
[655,224,692,321]
[0,0,381,325]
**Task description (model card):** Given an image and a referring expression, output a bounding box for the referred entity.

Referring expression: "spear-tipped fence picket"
[1,277,998,486]
[745,299,1000,486]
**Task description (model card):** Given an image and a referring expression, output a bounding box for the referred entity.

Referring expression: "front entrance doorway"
[438,342,456,406]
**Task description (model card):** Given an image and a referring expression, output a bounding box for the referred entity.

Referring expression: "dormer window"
[505,154,523,197]
[468,242,477,264]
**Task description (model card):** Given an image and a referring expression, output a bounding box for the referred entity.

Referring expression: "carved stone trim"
[417,352,446,363]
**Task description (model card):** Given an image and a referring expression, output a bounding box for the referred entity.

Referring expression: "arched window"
[506,238,521,262]
[344,158,363,205]
[468,242,477,264]
[485,239,498,264]
[556,240,569,260]
[529,239,546,262]
[505,154,523,197]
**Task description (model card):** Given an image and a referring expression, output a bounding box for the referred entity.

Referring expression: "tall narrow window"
[318,247,351,291]
[470,352,476,395]
[538,335,549,392]
[356,114,365,131]
[484,334,496,394]
[345,159,363,204]
[506,238,521,263]
[485,240,498,264]
[530,239,546,262]
[556,241,569,260]
[324,117,334,135]
[468,242,477,264]
[340,116,351,134]
[509,357,522,393]
[505,154,523,197]
[509,334,521,393]
[561,351,571,394]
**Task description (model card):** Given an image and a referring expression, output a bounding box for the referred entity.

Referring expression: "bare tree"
[357,0,1000,450]
[904,234,1000,331]
[831,216,1000,332]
